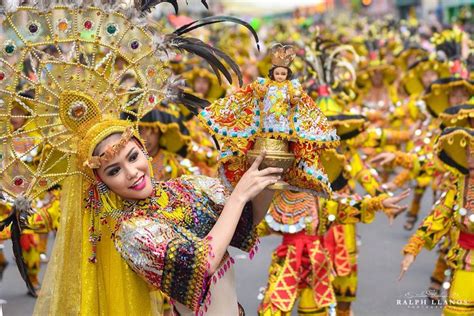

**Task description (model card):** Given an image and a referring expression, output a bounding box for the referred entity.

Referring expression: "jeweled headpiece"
[82,126,134,170]
[270,44,296,67]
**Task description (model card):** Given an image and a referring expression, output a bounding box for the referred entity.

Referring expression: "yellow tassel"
[100,191,118,214]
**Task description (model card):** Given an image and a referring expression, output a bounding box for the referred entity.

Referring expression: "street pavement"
[1,189,445,315]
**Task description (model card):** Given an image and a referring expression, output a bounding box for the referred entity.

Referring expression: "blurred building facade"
[182,0,472,26]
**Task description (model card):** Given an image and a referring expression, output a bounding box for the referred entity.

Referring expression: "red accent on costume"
[324,224,352,276]
[269,231,335,311]
[317,85,330,97]
[458,231,474,250]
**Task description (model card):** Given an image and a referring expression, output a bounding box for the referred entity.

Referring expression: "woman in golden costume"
[0,1,285,315]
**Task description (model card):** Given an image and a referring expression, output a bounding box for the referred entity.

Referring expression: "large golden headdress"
[0,1,258,200]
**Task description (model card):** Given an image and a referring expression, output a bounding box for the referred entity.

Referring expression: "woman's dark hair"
[269,66,292,81]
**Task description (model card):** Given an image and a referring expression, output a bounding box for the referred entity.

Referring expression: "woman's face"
[194,76,211,96]
[273,67,288,83]
[370,70,384,87]
[421,70,438,88]
[139,126,160,157]
[448,86,470,106]
[95,136,153,201]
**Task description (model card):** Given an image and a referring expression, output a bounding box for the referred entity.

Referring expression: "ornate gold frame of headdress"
[270,44,296,67]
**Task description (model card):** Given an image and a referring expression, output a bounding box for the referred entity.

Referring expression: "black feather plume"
[167,36,235,85]
[162,16,260,88]
[138,0,178,13]
[173,16,260,51]
[177,89,210,115]
[0,209,37,297]
[210,46,243,86]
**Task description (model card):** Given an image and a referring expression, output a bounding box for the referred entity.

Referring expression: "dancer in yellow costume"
[131,107,199,314]
[302,36,381,315]
[397,46,450,231]
[354,30,399,131]
[401,126,474,316]
[257,150,409,316]
[386,29,473,298]
[372,28,472,218]
[371,82,473,303]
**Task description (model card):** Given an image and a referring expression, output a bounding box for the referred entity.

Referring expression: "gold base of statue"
[247,137,295,190]
[267,180,290,190]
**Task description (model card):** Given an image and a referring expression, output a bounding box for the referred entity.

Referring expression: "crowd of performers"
[0,1,473,316]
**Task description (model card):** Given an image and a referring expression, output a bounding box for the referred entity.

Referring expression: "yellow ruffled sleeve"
[325,194,388,225]
[403,188,456,255]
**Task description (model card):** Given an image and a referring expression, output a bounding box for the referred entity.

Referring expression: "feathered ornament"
[432,28,469,78]
[304,35,358,97]
[0,195,37,297]
[433,28,465,61]
[137,0,176,12]
[137,0,208,14]
[164,75,210,114]
[303,34,362,129]
[302,35,366,140]
[28,0,208,14]
[159,15,260,87]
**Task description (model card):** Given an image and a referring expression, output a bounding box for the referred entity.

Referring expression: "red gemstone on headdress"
[0,72,4,81]
[13,176,24,186]
[38,178,48,187]
[148,95,155,104]
[84,20,93,30]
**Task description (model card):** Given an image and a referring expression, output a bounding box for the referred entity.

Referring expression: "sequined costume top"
[112,176,257,313]
[403,176,474,271]
[199,77,339,196]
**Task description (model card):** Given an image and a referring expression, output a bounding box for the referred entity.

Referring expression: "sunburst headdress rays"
[0,1,259,200]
